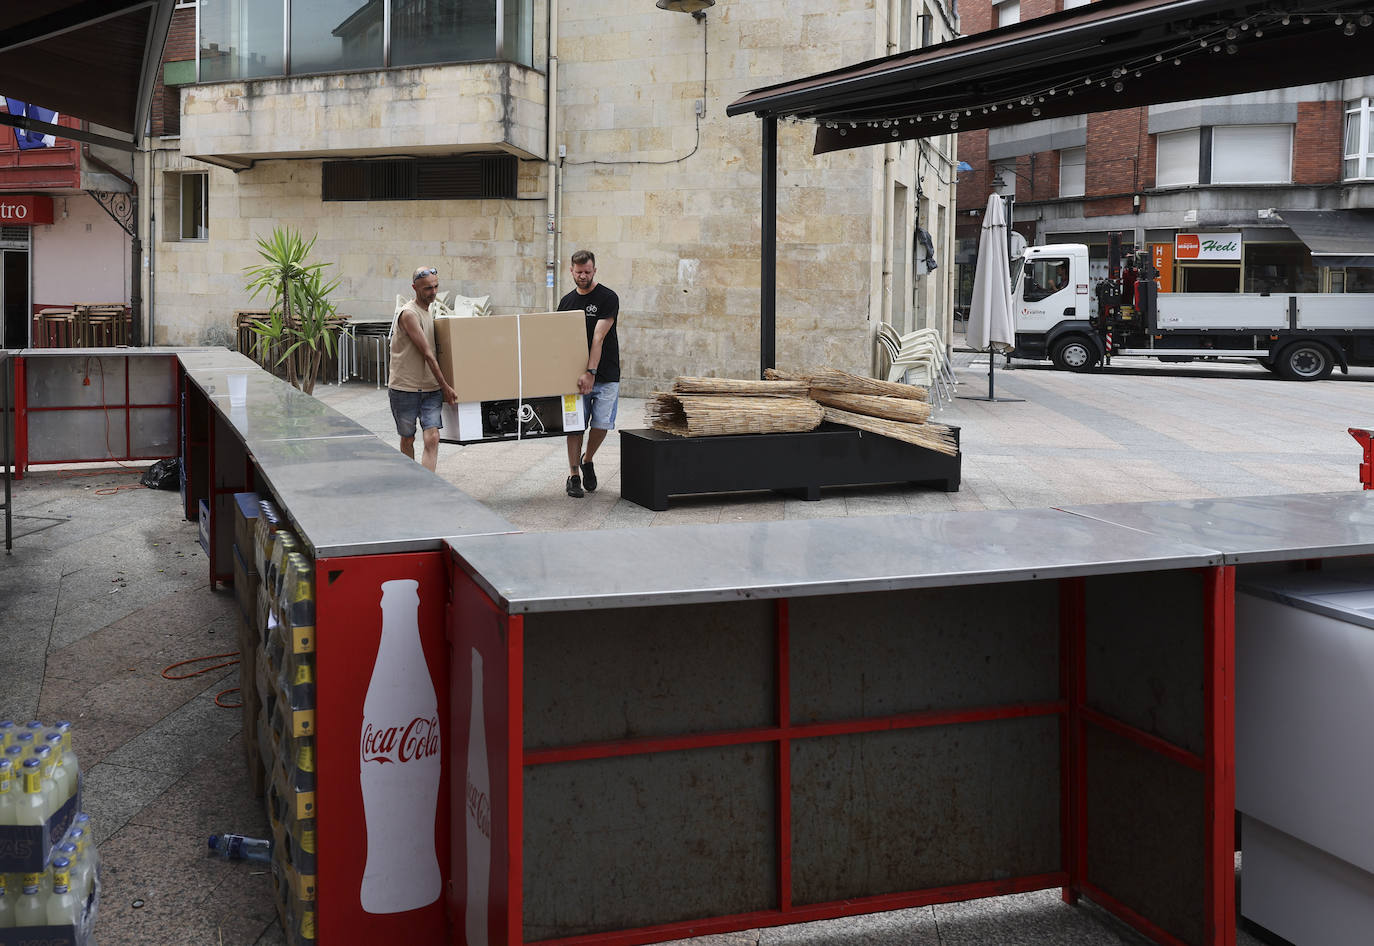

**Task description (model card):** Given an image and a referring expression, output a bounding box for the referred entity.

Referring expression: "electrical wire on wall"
[563,14,708,168]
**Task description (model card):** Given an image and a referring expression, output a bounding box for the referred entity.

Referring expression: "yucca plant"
[243,227,342,394]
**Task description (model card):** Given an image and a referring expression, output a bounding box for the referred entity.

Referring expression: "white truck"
[1011,242,1374,380]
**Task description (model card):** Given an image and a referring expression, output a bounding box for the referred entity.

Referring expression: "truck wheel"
[1051,337,1097,372]
[1276,342,1334,381]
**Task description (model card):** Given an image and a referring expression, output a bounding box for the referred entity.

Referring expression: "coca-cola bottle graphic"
[359,578,443,914]
[465,647,491,946]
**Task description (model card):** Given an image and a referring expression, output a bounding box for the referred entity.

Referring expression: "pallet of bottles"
[249,498,318,946]
[0,721,99,944]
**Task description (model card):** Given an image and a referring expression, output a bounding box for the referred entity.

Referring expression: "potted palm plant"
[243,227,342,395]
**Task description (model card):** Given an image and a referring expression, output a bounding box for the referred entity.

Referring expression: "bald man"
[388,265,458,471]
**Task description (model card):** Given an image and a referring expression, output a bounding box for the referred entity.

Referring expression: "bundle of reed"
[820,407,959,456]
[671,376,811,397]
[765,367,929,402]
[648,393,824,437]
[811,390,932,424]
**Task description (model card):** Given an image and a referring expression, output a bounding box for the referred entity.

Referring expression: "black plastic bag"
[141,457,182,490]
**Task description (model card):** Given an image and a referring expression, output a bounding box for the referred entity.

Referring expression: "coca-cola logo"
[466,777,491,839]
[360,715,441,765]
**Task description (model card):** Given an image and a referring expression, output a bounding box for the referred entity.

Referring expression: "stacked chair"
[876,323,956,405]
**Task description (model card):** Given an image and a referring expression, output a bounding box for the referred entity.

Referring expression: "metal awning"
[727,0,1374,155]
[1279,210,1374,268]
[0,0,176,151]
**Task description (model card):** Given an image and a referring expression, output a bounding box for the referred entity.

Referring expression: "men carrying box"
[559,250,620,499]
[389,266,458,472]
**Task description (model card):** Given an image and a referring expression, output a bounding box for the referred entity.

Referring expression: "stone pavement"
[7,352,1370,945]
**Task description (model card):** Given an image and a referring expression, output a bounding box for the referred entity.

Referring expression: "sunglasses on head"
[415,267,438,279]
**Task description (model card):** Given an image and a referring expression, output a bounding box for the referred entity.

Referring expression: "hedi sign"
[0,196,53,225]
[1175,232,1241,261]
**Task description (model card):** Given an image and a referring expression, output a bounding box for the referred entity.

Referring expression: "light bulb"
[1114,80,1124,91]
[1345,21,1357,34]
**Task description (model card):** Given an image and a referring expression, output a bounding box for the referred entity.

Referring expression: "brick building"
[124,0,962,389]
[954,0,1374,306]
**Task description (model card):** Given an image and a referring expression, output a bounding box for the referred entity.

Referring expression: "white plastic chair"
[878,324,953,404]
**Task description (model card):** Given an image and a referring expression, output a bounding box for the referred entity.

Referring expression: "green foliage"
[243,227,341,394]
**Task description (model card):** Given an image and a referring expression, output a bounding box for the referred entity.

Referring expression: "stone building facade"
[141,0,960,393]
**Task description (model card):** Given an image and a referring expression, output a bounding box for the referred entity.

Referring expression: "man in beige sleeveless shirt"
[389,266,458,471]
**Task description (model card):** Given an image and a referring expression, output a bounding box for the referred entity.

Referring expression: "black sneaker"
[566,474,584,498]
[580,457,597,492]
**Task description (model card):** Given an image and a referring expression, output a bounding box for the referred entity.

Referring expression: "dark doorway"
[2,249,29,349]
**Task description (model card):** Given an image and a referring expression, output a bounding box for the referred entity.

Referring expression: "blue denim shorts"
[389,388,444,438]
[584,381,619,431]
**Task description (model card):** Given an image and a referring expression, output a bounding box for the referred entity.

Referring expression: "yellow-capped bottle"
[15,757,46,826]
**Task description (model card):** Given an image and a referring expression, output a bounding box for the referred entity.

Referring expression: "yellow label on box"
[563,394,579,412]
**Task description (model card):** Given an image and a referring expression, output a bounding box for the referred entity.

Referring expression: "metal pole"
[3,356,11,552]
[760,116,777,378]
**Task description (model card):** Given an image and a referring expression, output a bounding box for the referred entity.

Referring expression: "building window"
[198,0,534,81]
[165,172,209,241]
[1062,0,1090,7]
[996,0,1020,27]
[1212,124,1291,184]
[1059,147,1085,197]
[1156,128,1200,187]
[1345,97,1374,180]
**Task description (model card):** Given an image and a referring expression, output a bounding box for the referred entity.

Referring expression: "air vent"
[323,154,517,201]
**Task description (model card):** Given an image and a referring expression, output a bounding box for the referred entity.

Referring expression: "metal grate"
[0,226,31,245]
[323,154,516,201]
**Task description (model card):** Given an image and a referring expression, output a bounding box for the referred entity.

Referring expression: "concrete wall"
[32,195,129,309]
[150,0,962,394]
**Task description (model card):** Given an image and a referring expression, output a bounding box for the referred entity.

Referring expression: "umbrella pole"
[958,350,1025,403]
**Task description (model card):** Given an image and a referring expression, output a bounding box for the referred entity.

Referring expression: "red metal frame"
[1350,428,1374,489]
[455,568,1236,946]
[13,356,26,478]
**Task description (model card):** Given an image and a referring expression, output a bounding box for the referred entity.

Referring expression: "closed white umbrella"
[959,193,1023,402]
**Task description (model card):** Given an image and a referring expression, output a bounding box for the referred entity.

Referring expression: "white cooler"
[1237,569,1374,946]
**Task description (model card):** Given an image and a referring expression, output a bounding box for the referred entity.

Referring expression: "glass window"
[1243,243,1317,293]
[1346,268,1374,292]
[1063,0,1090,7]
[502,0,534,67]
[1022,258,1071,302]
[997,0,1020,26]
[393,0,497,68]
[1212,125,1291,184]
[1345,98,1373,181]
[1059,147,1085,197]
[168,172,209,241]
[293,0,384,74]
[199,0,284,81]
[1156,128,1200,187]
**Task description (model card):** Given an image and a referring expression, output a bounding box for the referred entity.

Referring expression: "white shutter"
[1156,129,1200,187]
[1212,125,1291,184]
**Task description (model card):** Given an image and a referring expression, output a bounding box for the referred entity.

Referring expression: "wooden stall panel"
[788,582,1060,722]
[522,745,778,940]
[522,601,775,749]
[790,718,1062,904]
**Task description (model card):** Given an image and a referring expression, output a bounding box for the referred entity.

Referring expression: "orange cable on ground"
[161,652,243,708]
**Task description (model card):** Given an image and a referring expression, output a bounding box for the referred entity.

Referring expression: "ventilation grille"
[323,154,517,201]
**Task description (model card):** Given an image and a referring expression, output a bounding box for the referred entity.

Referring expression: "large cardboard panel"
[433,311,586,403]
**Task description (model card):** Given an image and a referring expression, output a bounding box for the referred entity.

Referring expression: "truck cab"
[1012,244,1097,369]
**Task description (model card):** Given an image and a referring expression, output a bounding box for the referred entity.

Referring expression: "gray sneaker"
[566,474,584,498]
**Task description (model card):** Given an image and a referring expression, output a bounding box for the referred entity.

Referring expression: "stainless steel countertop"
[9,347,220,358]
[1059,492,1374,564]
[1238,567,1374,631]
[446,507,1222,613]
[251,435,514,557]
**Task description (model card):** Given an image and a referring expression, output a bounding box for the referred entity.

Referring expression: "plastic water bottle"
[30,745,57,818]
[0,719,15,748]
[46,856,77,925]
[0,872,14,928]
[63,831,94,902]
[0,757,15,827]
[53,721,79,784]
[208,833,273,862]
[12,874,44,927]
[72,814,99,877]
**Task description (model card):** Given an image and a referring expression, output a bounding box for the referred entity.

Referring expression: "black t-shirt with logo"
[557,283,620,383]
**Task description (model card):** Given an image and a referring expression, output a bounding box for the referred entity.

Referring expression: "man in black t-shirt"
[557,249,620,498]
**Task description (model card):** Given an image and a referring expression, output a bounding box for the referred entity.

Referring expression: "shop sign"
[1175,232,1241,261]
[0,195,54,225]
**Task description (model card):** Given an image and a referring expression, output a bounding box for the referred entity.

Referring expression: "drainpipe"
[544,0,560,311]
[81,135,143,346]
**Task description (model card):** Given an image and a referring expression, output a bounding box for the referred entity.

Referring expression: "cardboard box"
[232,492,261,573]
[432,310,588,402]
